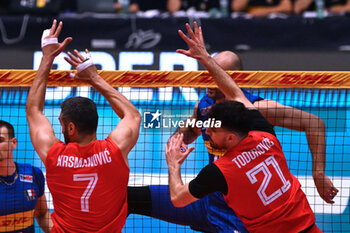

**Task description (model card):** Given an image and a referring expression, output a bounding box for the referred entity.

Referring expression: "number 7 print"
[73,173,98,212]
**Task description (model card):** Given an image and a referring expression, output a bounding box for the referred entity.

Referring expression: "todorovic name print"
[232,137,275,168]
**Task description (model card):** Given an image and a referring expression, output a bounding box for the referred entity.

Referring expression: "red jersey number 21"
[246,156,291,206]
[73,173,98,212]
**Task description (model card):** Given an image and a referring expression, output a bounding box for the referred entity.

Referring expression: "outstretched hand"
[64,49,99,83]
[42,20,72,58]
[176,22,210,61]
[166,133,194,168]
[314,173,339,204]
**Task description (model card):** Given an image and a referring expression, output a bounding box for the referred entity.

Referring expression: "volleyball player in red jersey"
[26,20,141,232]
[165,22,324,232]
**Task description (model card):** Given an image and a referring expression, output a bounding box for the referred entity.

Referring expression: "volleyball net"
[0,70,349,233]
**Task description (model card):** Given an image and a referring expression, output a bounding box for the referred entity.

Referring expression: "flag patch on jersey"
[24,189,36,201]
[20,174,33,183]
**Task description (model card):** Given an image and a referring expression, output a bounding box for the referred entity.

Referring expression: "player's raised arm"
[176,22,254,109]
[64,50,141,161]
[255,99,339,203]
[26,20,72,164]
[170,101,201,145]
[166,133,196,207]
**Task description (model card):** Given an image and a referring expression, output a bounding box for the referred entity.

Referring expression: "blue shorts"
[149,185,248,233]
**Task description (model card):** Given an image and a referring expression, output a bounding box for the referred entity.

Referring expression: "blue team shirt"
[0,163,45,233]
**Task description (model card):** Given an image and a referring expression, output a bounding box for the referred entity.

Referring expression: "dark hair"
[61,97,98,134]
[207,101,252,134]
[0,120,15,138]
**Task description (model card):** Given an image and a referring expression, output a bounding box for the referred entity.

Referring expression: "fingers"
[325,194,335,204]
[178,30,192,46]
[169,133,181,150]
[49,19,62,38]
[198,26,204,45]
[186,147,195,155]
[176,49,188,55]
[54,21,63,38]
[328,187,339,203]
[175,49,193,59]
[193,22,199,40]
[179,146,194,164]
[67,51,81,65]
[321,185,339,204]
[167,133,187,152]
[74,49,86,61]
[185,23,196,40]
[60,37,72,49]
[64,56,78,67]
[333,186,339,193]
[49,19,57,36]
[181,142,187,151]
[175,133,184,147]
[165,143,170,155]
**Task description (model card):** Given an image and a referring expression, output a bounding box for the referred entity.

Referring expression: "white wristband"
[76,58,94,73]
[41,29,58,48]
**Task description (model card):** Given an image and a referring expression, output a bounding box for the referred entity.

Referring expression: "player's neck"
[0,159,16,176]
[226,132,248,152]
[76,133,97,146]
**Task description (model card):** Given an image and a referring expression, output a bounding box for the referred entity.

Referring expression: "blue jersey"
[0,163,45,233]
[197,90,263,163]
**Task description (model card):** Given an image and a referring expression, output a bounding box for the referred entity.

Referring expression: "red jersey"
[214,131,316,233]
[46,137,129,233]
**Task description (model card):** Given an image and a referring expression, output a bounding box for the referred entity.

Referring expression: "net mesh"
[0,72,349,233]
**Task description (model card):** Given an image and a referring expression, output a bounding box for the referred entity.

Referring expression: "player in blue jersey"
[127,50,338,232]
[0,120,52,233]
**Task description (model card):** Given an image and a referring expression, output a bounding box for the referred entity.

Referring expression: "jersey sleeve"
[33,167,45,197]
[249,110,276,136]
[241,89,264,103]
[188,163,228,199]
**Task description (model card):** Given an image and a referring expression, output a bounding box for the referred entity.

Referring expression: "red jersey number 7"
[73,173,99,212]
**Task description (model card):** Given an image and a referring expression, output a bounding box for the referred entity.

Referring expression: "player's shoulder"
[16,162,34,171]
[17,163,43,174]
[199,94,211,102]
[198,94,214,107]
[48,140,66,152]
[16,163,44,183]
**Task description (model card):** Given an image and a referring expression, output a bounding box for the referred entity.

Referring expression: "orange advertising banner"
[1,69,350,88]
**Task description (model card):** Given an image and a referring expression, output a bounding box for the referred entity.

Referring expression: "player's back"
[215,131,315,232]
[46,137,129,233]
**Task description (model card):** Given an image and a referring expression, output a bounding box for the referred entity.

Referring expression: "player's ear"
[67,122,77,136]
[226,133,237,144]
[10,137,17,150]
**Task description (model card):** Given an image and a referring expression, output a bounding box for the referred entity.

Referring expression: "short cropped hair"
[207,101,252,134]
[60,97,98,134]
[0,120,15,138]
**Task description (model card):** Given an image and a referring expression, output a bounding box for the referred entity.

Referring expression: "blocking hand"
[41,19,72,58]
[64,49,99,83]
[176,21,210,62]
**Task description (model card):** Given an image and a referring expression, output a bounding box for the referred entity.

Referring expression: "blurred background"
[0,0,350,70]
